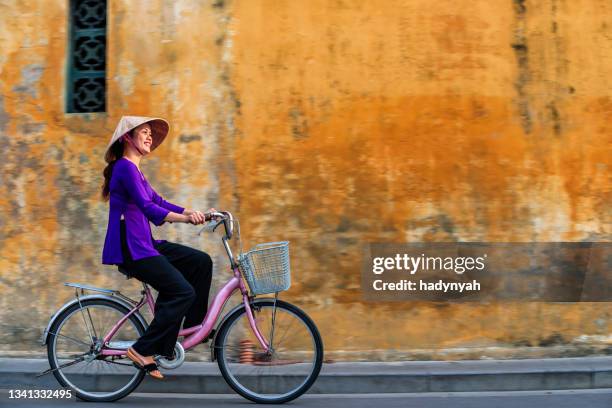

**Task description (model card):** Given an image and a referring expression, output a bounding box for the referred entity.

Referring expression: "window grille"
[67,0,107,113]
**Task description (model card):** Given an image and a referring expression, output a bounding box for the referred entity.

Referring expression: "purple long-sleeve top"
[102,157,184,265]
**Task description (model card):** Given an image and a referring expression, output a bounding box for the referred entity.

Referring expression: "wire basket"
[238,241,291,295]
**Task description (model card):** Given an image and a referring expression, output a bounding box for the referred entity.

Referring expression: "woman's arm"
[118,162,207,226]
[164,211,191,223]
[151,188,185,214]
[165,210,209,224]
[118,162,171,226]
[150,190,205,223]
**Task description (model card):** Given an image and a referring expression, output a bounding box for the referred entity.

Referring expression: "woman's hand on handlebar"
[183,208,224,224]
[203,208,221,222]
[187,210,207,225]
[167,208,222,225]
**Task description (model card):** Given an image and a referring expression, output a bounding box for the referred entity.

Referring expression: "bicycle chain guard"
[155,341,185,369]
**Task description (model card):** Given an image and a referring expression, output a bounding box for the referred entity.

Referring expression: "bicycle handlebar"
[204,211,227,222]
[201,210,234,239]
[197,210,242,268]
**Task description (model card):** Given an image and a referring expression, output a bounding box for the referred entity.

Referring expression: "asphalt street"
[1,389,611,408]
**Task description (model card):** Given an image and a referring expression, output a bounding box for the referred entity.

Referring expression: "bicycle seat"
[117,265,132,279]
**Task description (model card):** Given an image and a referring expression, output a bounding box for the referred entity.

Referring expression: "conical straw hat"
[105,116,169,162]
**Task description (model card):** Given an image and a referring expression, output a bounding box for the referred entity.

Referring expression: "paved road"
[4,357,612,394]
[1,389,611,407]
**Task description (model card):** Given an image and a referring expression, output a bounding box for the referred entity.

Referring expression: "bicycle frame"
[99,211,271,357]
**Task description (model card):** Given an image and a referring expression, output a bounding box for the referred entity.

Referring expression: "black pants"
[119,220,213,357]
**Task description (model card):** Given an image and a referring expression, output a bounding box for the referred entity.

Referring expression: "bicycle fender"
[209,301,248,361]
[40,294,148,346]
[210,297,283,362]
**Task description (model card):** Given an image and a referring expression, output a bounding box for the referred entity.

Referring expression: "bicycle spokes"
[217,302,322,401]
[49,301,145,399]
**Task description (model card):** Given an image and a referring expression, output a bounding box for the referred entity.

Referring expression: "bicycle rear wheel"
[47,298,146,402]
[215,298,323,404]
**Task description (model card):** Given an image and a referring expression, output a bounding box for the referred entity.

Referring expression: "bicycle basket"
[238,241,291,295]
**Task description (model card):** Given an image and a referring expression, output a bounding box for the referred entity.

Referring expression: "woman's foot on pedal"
[126,347,164,380]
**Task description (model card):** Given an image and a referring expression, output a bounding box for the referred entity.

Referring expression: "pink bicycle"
[39,211,323,403]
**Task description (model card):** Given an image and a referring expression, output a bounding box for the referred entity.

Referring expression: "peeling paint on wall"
[12,64,45,98]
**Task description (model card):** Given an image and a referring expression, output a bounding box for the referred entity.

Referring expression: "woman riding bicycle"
[100,116,216,380]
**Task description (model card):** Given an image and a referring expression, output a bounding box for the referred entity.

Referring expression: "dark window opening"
[67,0,107,113]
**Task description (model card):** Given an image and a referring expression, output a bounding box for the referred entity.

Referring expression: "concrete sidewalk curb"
[1,357,611,394]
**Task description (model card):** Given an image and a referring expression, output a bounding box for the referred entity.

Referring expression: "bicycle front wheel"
[215,298,323,404]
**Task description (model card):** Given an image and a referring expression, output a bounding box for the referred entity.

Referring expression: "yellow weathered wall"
[0,0,610,360]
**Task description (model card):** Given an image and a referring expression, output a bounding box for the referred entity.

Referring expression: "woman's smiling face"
[131,123,153,154]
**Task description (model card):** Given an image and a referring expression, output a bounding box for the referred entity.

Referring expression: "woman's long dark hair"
[101,130,131,201]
